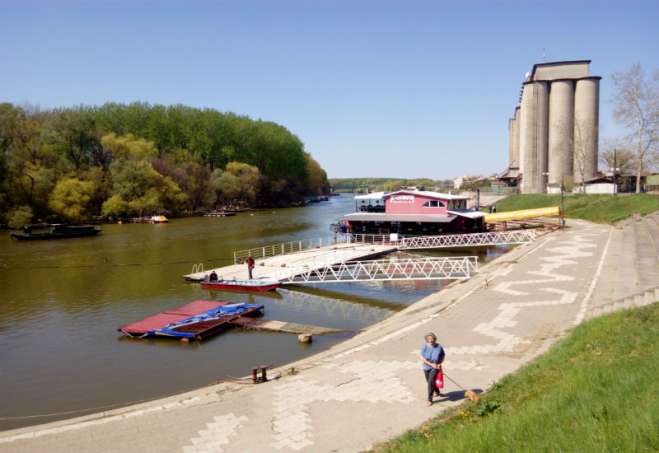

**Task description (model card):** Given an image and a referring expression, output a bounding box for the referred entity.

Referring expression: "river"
[0,195,511,430]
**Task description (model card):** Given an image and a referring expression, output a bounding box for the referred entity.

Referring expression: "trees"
[599,140,635,175]
[7,206,33,229]
[49,177,96,222]
[211,162,261,207]
[611,64,658,193]
[0,102,328,219]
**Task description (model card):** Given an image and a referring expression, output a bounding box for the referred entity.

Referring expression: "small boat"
[10,224,101,241]
[118,300,264,341]
[201,278,280,292]
[129,215,169,224]
[204,211,237,217]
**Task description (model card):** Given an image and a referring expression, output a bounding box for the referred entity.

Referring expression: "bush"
[7,205,34,229]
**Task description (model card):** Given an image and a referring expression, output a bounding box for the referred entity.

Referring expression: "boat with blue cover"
[118,300,264,341]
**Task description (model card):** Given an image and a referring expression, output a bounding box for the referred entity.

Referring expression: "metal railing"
[398,230,536,249]
[276,256,479,284]
[232,230,537,264]
[337,233,398,245]
[233,237,342,264]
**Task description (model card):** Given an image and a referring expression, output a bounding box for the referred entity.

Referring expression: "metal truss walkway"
[398,230,537,250]
[277,256,478,284]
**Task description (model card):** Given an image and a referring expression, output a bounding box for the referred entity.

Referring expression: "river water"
[0,195,511,430]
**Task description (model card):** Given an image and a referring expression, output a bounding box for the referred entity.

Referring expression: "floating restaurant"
[340,189,486,236]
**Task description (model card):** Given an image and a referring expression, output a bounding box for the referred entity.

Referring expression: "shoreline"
[0,227,549,439]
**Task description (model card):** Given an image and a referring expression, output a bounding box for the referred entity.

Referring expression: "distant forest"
[0,102,329,227]
[330,178,453,193]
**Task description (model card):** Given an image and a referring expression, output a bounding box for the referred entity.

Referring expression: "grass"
[493,193,659,224]
[373,303,659,453]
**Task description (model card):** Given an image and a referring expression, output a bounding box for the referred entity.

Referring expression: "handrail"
[275,256,479,283]
[233,236,345,264]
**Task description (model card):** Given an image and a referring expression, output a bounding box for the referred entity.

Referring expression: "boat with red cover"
[118,300,264,341]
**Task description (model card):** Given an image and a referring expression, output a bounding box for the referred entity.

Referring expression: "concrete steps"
[585,286,659,320]
[633,214,659,289]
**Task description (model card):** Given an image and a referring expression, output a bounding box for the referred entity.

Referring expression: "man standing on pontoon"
[246,256,255,279]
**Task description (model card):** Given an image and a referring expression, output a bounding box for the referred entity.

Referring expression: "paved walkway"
[2,218,658,453]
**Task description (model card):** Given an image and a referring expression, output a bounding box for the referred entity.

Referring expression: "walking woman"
[419,332,445,406]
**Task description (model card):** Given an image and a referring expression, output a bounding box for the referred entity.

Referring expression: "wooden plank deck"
[184,242,398,282]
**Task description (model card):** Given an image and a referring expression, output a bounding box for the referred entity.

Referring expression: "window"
[422,200,444,208]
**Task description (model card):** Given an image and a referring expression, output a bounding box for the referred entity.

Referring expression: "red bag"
[435,370,444,390]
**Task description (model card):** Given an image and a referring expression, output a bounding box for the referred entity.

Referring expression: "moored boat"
[204,210,237,217]
[118,300,265,341]
[201,278,280,292]
[10,224,101,241]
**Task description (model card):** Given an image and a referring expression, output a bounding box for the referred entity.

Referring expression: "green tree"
[101,194,128,218]
[7,205,33,229]
[49,177,96,222]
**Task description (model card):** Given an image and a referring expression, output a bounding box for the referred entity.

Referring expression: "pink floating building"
[341,190,485,236]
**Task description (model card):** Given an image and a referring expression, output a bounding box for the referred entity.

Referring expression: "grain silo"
[548,80,574,187]
[501,60,601,193]
[573,77,601,184]
[519,81,549,194]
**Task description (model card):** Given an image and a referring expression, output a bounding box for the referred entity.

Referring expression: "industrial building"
[501,60,601,193]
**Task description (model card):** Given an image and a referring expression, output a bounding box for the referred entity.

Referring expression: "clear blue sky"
[1,0,657,179]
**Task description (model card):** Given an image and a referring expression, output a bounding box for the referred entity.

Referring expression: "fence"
[233,237,341,264]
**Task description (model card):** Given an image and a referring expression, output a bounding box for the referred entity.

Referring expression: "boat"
[118,300,264,341]
[204,210,237,217]
[201,278,280,292]
[129,215,169,224]
[10,224,101,241]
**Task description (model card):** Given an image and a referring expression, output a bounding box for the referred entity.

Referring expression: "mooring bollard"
[251,366,268,383]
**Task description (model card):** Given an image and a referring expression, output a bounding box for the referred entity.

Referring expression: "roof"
[530,60,591,80]
[383,190,469,201]
[343,213,457,223]
[449,210,486,219]
[354,192,385,200]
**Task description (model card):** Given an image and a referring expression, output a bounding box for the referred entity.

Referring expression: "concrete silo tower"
[519,81,549,194]
[573,77,601,184]
[548,80,574,187]
[502,60,601,193]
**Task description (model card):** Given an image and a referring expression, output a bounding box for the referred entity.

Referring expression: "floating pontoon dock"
[185,242,397,282]
[184,230,540,285]
[119,300,343,342]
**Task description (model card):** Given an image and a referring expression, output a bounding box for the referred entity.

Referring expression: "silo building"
[502,60,601,193]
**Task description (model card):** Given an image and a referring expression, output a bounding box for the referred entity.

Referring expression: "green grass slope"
[494,194,659,224]
[374,303,659,453]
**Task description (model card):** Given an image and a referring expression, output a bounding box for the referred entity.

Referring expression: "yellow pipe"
[485,206,560,223]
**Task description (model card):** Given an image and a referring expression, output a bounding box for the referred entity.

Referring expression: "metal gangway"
[275,256,479,284]
[397,230,537,250]
[231,230,538,265]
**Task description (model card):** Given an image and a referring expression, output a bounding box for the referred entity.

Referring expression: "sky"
[1,0,657,179]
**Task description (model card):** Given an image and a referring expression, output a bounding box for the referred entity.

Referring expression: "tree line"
[330,178,453,193]
[0,102,329,227]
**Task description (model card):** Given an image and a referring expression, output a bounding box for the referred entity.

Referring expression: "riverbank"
[3,195,514,433]
[494,193,659,224]
[5,215,651,452]
[374,301,659,452]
